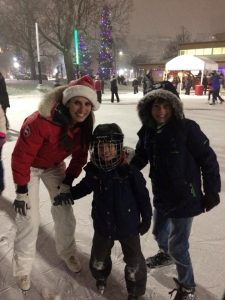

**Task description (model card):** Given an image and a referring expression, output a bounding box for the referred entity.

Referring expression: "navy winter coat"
[131,89,221,218]
[71,162,152,240]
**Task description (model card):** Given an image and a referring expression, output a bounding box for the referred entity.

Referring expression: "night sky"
[129,0,225,40]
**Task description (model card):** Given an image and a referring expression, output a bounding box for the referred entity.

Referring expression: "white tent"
[165,55,218,72]
[165,55,218,89]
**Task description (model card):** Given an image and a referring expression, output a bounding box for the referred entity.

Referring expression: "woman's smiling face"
[66,96,92,124]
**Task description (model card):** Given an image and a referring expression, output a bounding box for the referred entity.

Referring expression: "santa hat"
[62,75,100,110]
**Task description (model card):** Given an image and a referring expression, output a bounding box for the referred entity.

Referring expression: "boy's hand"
[203,193,220,212]
[53,193,74,206]
[139,220,151,235]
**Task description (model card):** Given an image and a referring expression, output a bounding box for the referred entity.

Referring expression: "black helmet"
[90,123,124,172]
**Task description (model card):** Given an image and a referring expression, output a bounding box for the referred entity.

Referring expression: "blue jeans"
[152,209,195,288]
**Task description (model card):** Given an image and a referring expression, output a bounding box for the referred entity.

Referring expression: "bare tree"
[36,0,104,81]
[0,0,133,81]
[37,0,133,81]
[163,26,191,60]
[0,0,45,79]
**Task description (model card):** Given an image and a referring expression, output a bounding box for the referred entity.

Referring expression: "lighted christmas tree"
[79,34,92,75]
[98,5,114,79]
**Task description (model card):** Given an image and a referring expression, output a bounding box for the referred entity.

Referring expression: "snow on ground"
[0,87,225,300]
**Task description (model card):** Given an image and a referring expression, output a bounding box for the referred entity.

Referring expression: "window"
[213,48,222,55]
[187,49,195,55]
[203,48,212,55]
[196,49,204,55]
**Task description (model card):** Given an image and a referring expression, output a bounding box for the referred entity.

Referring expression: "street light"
[13,61,20,69]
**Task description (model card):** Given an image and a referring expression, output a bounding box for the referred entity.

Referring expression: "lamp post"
[35,22,42,85]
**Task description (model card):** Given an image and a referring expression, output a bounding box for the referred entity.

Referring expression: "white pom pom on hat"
[62,75,100,111]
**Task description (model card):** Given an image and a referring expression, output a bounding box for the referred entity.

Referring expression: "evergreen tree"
[98,5,114,79]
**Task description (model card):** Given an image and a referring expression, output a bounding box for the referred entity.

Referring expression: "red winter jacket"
[94,79,102,92]
[11,90,88,186]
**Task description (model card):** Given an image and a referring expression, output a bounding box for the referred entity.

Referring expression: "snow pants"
[13,162,77,277]
[89,232,147,297]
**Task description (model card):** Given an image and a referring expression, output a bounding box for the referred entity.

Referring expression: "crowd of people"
[0,70,223,300]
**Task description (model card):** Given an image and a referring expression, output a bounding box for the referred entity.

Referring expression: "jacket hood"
[137,89,184,126]
[38,85,68,118]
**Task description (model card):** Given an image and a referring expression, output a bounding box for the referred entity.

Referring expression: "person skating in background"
[184,74,192,95]
[54,123,152,300]
[202,74,208,95]
[131,81,221,300]
[11,75,100,292]
[0,72,10,129]
[142,70,154,95]
[0,102,7,194]
[110,75,120,103]
[132,78,139,94]
[211,71,225,105]
[94,75,102,103]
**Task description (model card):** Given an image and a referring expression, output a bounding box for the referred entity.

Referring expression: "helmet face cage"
[90,133,123,172]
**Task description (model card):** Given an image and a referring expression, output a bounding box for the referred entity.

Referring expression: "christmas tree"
[98,5,114,79]
[79,34,92,75]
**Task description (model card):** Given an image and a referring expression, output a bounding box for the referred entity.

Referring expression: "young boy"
[130,81,221,300]
[54,123,152,300]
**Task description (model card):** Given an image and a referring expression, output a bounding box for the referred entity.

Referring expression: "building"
[179,40,225,74]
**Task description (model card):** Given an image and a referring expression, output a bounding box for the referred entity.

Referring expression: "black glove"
[13,193,30,216]
[53,193,74,206]
[139,220,151,236]
[203,193,220,212]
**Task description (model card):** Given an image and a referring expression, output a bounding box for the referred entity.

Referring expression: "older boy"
[131,81,221,300]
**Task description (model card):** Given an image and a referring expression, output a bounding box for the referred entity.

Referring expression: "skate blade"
[98,286,105,295]
[22,289,29,296]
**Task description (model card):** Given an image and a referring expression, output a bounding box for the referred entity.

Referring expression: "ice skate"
[16,275,31,292]
[146,250,173,269]
[63,255,81,273]
[169,278,196,300]
[128,295,138,300]
[96,278,107,295]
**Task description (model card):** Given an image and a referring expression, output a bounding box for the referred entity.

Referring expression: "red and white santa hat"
[62,75,100,110]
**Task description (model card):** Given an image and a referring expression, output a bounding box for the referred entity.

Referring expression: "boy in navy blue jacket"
[130,81,221,300]
[54,123,152,300]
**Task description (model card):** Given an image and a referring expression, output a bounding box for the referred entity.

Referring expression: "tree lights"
[98,5,114,79]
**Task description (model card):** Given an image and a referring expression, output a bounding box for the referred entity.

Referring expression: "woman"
[11,75,100,292]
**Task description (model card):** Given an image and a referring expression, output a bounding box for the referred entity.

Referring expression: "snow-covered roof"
[165,55,218,71]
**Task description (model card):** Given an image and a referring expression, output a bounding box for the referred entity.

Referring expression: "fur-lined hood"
[38,85,68,119]
[137,89,184,127]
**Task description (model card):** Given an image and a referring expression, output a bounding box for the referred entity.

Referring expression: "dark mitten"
[13,193,30,216]
[53,193,74,206]
[203,193,220,212]
[139,220,151,236]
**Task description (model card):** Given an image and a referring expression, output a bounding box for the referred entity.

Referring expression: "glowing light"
[74,29,79,65]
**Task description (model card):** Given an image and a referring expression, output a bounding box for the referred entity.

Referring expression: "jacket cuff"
[63,174,75,185]
[16,185,28,193]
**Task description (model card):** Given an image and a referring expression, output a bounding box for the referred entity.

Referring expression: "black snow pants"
[89,231,147,297]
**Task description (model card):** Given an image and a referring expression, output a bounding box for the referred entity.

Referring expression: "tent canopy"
[165,55,218,71]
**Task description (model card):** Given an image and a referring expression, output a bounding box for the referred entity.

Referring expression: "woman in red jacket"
[11,75,100,292]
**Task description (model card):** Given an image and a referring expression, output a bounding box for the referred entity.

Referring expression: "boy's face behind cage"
[91,140,123,172]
